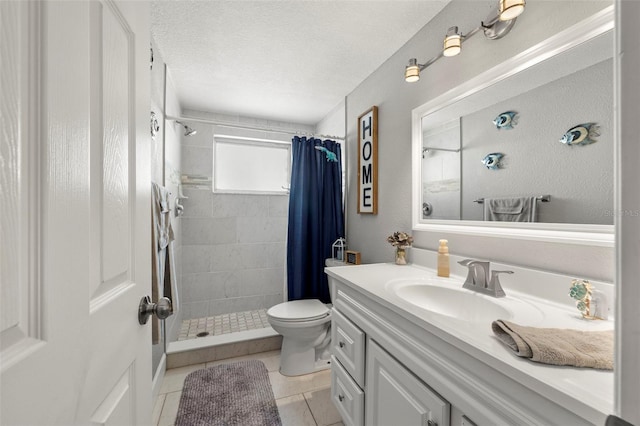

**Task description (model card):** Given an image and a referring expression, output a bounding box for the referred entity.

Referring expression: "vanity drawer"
[331,355,365,426]
[331,308,366,387]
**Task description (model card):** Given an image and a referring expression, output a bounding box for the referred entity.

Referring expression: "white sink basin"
[385,277,544,324]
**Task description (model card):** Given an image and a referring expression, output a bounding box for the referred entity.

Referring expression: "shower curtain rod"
[166,115,345,141]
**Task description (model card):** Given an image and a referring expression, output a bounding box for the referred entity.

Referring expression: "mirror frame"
[412,5,614,247]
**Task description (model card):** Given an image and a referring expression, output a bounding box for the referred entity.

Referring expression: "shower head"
[175,120,197,136]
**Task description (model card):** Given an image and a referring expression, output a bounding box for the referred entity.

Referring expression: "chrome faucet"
[458,259,512,298]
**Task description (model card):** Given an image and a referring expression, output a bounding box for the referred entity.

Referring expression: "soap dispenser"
[437,239,450,277]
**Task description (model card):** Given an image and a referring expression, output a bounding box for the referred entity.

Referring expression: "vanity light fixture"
[443,26,462,57]
[404,58,421,83]
[499,0,526,21]
[404,0,525,82]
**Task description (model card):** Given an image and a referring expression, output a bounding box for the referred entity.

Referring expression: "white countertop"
[325,262,614,423]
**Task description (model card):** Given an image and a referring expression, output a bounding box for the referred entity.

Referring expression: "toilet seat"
[267,299,330,322]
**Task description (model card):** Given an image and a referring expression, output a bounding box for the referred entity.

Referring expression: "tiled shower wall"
[178,114,313,320]
[180,189,288,319]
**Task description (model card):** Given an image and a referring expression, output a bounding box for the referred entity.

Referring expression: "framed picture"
[345,250,361,265]
[357,106,378,214]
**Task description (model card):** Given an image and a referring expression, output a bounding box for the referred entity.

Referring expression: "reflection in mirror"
[422,119,461,220]
[422,53,612,224]
[416,26,613,229]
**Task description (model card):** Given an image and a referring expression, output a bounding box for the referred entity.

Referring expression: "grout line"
[179,308,271,341]
[154,394,167,426]
[158,390,182,426]
[302,393,319,426]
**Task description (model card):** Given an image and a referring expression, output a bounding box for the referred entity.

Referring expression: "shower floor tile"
[178,309,271,341]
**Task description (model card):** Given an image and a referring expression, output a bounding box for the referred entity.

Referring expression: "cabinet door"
[366,339,450,426]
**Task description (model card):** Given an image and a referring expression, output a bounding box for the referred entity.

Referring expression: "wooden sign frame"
[345,250,362,265]
[357,106,378,214]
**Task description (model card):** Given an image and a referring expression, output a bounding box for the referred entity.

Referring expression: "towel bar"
[473,195,550,204]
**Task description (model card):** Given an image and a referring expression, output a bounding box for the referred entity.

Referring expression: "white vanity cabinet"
[330,286,451,426]
[327,268,604,426]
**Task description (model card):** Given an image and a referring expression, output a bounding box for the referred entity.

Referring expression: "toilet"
[268,258,348,376]
[267,298,332,376]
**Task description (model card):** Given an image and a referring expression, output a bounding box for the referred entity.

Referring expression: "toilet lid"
[267,299,330,322]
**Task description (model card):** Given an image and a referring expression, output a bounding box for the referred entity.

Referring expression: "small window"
[213,134,291,194]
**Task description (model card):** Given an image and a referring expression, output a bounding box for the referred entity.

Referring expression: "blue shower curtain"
[287,136,344,303]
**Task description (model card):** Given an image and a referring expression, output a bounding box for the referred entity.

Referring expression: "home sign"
[358,106,378,214]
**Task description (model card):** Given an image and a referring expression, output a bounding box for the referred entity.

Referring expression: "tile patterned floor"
[153,350,344,426]
[178,309,271,341]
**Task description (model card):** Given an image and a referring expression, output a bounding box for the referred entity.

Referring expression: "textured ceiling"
[151,1,450,125]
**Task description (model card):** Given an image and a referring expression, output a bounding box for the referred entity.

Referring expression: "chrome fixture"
[443,26,462,57]
[422,146,461,158]
[175,120,197,136]
[138,295,173,324]
[473,195,550,204]
[458,259,512,298]
[459,259,490,288]
[405,0,526,82]
[405,58,421,83]
[175,184,188,217]
[422,202,432,217]
[150,111,159,138]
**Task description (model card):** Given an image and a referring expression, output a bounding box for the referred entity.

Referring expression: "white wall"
[343,0,614,280]
[150,38,164,184]
[616,0,640,422]
[316,98,346,138]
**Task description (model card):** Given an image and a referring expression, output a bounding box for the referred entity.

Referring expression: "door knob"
[138,295,173,325]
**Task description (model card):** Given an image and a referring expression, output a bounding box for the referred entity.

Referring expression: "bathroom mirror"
[412,7,614,246]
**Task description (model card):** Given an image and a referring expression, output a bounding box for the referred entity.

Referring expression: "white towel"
[151,182,178,343]
[152,183,172,249]
[484,197,537,222]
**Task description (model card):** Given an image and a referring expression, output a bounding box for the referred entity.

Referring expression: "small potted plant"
[386,231,413,265]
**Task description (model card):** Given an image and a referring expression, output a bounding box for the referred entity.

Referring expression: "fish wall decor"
[481,153,504,170]
[493,111,518,130]
[559,123,600,146]
[315,145,338,162]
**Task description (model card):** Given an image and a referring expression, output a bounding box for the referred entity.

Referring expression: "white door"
[1,1,152,424]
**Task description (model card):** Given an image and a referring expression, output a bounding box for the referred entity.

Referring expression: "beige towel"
[492,319,613,370]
